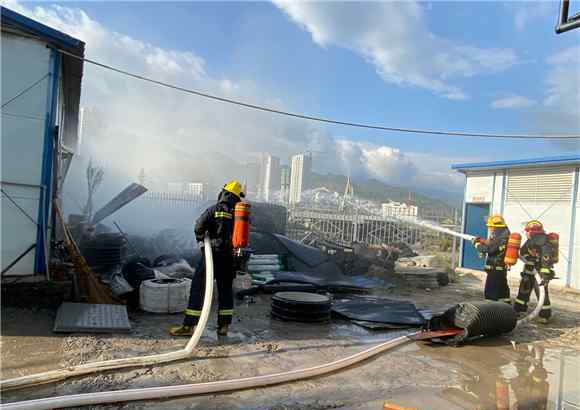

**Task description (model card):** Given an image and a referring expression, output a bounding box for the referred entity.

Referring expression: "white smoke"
[3,0,464,230]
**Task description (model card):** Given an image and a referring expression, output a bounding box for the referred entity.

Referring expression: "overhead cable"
[55,48,580,140]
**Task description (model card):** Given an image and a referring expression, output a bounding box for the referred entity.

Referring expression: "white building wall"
[1,33,52,275]
[462,164,579,289]
[464,171,495,203]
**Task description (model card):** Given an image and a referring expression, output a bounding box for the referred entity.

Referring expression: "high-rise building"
[258,154,281,202]
[280,165,291,204]
[289,153,312,204]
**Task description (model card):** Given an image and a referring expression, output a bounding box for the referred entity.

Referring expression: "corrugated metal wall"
[1,34,51,275]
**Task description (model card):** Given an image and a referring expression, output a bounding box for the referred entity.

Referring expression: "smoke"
[4,1,463,236]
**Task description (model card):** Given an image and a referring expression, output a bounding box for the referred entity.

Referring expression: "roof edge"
[1,6,84,50]
[451,154,580,173]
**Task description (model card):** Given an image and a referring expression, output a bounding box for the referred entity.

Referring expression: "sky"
[3,0,579,203]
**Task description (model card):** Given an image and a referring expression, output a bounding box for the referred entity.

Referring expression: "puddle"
[421,343,580,409]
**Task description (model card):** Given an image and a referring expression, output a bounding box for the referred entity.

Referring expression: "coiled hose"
[0,236,215,392]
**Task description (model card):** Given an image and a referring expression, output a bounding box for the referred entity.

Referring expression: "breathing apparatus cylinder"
[547,232,559,264]
[232,202,251,250]
[504,232,522,267]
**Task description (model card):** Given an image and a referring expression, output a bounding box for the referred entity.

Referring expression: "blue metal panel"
[461,203,489,270]
[1,7,82,49]
[34,49,60,274]
[451,154,580,172]
[567,167,579,286]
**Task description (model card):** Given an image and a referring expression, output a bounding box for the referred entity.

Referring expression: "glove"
[471,237,482,245]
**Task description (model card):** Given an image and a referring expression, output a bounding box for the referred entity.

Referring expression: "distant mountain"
[310,173,460,210]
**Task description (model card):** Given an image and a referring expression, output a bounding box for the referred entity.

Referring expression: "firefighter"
[471,214,511,303]
[169,180,244,337]
[514,220,555,323]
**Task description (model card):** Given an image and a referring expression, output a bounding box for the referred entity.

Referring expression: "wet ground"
[1,274,579,409]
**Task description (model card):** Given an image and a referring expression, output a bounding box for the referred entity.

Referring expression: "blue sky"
[7,1,580,195]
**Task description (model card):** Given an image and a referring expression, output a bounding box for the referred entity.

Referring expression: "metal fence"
[286,206,460,249]
[131,192,459,250]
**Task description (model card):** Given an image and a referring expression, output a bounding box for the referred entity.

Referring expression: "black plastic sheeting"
[332,298,426,326]
[270,271,392,292]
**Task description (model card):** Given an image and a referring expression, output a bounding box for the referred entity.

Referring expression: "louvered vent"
[506,166,573,203]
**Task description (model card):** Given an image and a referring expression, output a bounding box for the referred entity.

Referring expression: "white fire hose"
[0,227,545,409]
[0,236,215,392]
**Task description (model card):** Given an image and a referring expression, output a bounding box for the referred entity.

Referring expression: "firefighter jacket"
[194,190,241,253]
[474,227,510,268]
[520,233,555,279]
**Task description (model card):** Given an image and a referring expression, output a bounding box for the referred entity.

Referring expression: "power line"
[1,73,49,108]
[56,48,580,140]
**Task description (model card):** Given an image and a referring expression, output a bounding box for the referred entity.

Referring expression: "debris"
[54,202,121,305]
[80,233,127,275]
[331,298,425,326]
[91,182,147,225]
[122,258,156,287]
[395,266,443,289]
[109,273,134,297]
[53,302,131,333]
[153,258,194,279]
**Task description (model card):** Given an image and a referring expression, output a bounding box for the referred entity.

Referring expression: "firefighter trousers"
[183,249,234,327]
[514,272,551,319]
[484,265,511,303]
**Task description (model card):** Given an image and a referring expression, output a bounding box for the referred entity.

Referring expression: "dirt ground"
[1,273,579,409]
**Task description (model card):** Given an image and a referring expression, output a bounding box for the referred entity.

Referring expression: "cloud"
[513,2,552,31]
[491,95,537,109]
[274,1,519,100]
[2,1,463,215]
[532,46,580,143]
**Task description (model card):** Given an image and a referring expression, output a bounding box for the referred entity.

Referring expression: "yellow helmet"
[486,214,506,228]
[223,180,245,199]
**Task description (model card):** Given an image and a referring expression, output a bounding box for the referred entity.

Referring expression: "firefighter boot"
[169,325,195,337]
[217,324,229,336]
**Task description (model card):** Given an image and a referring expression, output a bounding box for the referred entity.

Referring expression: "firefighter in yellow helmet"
[170,180,245,337]
[471,214,511,303]
[514,220,555,323]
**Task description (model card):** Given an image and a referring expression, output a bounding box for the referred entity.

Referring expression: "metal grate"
[53,302,131,333]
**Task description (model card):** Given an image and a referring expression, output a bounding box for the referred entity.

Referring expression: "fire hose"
[0,236,215,392]
[0,233,545,409]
